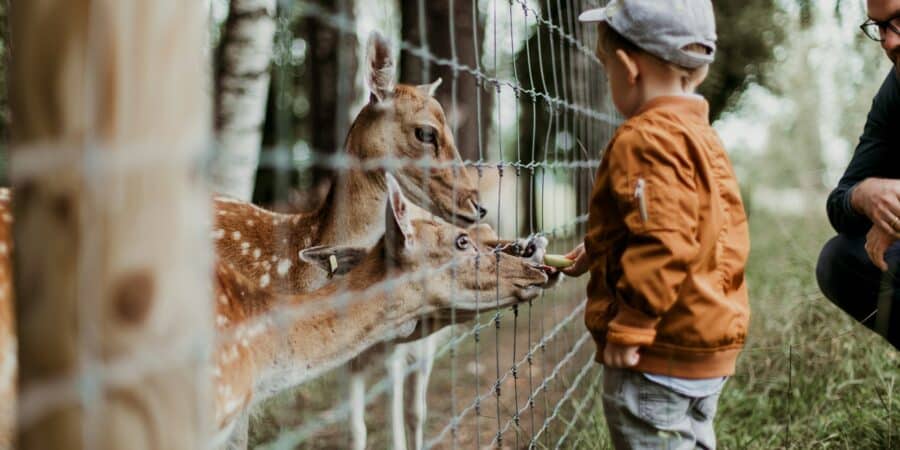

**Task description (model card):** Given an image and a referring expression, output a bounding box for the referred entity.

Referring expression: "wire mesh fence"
[3,0,898,449]
[242,0,619,448]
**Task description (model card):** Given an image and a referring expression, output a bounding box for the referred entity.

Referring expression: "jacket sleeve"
[826,70,899,236]
[604,128,701,347]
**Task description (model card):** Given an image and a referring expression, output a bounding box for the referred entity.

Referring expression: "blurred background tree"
[0,2,7,181]
[0,0,877,208]
[716,0,890,215]
[701,0,786,120]
[513,0,786,234]
[400,0,490,163]
[253,0,359,210]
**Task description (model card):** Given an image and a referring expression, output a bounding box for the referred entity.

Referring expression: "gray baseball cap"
[579,0,717,69]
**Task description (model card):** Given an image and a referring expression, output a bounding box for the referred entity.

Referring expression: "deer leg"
[349,372,367,450]
[408,337,437,450]
[389,346,410,450]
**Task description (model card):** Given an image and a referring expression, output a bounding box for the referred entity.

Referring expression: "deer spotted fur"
[210,176,549,446]
[210,32,492,449]
[0,180,548,449]
[212,32,484,297]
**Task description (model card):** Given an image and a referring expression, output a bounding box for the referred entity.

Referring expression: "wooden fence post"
[9,0,213,448]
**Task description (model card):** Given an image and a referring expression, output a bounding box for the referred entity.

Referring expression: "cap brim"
[578,8,608,23]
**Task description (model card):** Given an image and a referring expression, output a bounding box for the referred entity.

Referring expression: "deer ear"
[366,32,395,102]
[416,78,443,97]
[299,245,368,276]
[384,173,414,252]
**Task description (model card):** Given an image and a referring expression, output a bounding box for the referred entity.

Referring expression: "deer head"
[359,175,548,310]
[210,176,547,440]
[347,32,485,226]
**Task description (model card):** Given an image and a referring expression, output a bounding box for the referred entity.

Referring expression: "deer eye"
[455,234,471,251]
[415,126,437,145]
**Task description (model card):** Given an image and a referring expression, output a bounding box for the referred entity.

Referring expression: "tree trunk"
[306,0,357,206]
[253,0,357,212]
[399,0,491,163]
[515,1,611,237]
[211,0,277,201]
[9,0,213,449]
[517,1,564,236]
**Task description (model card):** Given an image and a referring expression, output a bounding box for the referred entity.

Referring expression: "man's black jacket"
[827,70,900,236]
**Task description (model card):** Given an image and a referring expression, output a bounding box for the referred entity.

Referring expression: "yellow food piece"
[543,254,574,268]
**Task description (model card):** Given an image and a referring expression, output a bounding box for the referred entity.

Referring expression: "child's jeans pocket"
[637,376,691,427]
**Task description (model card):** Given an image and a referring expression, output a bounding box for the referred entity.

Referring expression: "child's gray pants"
[601,367,721,450]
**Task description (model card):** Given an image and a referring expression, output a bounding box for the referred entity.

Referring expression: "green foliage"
[701,0,786,121]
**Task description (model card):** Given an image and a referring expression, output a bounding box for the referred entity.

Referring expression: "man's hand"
[602,342,640,368]
[851,178,900,237]
[560,243,590,277]
[865,226,897,271]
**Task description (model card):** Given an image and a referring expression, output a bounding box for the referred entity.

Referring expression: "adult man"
[816,0,900,349]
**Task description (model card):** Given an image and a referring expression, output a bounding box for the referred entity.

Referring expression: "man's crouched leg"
[816,234,900,349]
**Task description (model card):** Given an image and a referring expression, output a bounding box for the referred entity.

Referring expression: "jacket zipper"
[634,178,648,223]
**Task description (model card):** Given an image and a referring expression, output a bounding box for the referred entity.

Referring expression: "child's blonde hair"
[595,22,711,89]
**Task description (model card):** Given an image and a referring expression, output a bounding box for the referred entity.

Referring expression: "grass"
[571,207,900,449]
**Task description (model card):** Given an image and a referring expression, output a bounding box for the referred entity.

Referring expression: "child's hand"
[602,342,640,368]
[560,243,589,277]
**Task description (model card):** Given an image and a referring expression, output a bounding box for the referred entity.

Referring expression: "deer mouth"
[451,213,479,226]
[512,283,544,302]
[392,173,482,225]
[445,199,484,226]
[513,266,550,295]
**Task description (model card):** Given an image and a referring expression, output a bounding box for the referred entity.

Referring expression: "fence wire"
[247,1,617,448]
[6,0,898,449]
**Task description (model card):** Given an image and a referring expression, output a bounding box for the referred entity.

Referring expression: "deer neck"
[212,169,386,294]
[317,168,387,248]
[246,249,423,402]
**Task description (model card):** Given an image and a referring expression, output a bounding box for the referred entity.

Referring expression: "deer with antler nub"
[210,32,552,449]
[0,178,550,450]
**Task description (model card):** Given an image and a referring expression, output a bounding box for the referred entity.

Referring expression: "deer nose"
[476,203,487,219]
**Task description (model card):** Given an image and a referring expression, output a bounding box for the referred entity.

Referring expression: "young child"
[562,1,750,448]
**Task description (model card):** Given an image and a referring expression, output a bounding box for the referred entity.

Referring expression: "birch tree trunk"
[9,0,213,449]
[211,0,276,201]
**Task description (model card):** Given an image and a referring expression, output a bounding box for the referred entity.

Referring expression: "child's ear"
[615,49,640,85]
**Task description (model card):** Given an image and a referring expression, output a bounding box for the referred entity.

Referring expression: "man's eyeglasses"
[860,16,900,42]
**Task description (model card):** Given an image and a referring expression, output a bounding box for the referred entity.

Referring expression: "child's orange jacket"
[584,95,750,379]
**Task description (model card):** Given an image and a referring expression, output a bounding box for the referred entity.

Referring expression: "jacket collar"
[633,95,710,124]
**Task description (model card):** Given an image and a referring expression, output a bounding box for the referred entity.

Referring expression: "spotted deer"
[0,32,545,450]
[210,32,501,449]
[210,176,550,448]
[303,223,554,450]
[385,234,552,450]
[211,32,485,296]
[0,180,548,450]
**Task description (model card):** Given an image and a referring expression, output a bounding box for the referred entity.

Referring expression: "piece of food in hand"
[543,254,574,268]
